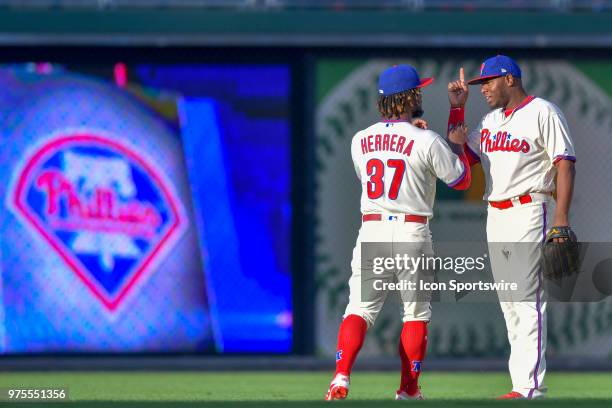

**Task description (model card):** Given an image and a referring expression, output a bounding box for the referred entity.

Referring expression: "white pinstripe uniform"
[345,120,469,327]
[466,96,576,399]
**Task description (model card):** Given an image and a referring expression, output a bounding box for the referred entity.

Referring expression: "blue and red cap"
[467,55,522,85]
[378,64,434,96]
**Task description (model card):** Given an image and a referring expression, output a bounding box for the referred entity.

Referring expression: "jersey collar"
[504,95,535,118]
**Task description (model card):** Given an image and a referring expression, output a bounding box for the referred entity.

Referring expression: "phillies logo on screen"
[11,132,186,312]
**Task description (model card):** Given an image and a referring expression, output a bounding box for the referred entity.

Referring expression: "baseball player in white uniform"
[447,55,576,399]
[325,64,471,401]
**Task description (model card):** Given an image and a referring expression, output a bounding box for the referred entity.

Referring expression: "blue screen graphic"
[137,65,293,352]
[0,66,214,353]
[0,64,292,354]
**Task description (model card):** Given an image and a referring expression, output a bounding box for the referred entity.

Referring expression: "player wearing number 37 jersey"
[325,64,471,401]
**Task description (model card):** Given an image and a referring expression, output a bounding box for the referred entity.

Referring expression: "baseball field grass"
[0,371,611,407]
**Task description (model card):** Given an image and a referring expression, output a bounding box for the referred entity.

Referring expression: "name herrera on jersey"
[480,128,530,153]
[361,134,414,157]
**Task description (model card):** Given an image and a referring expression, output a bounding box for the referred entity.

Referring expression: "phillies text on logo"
[12,133,186,311]
[480,128,530,154]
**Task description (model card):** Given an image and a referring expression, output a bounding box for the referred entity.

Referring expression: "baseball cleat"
[395,389,425,400]
[325,373,350,401]
[496,391,525,400]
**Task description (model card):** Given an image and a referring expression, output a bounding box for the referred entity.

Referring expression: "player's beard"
[489,99,504,110]
[412,105,424,118]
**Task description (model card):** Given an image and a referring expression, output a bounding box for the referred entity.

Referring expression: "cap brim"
[467,74,502,85]
[415,77,434,88]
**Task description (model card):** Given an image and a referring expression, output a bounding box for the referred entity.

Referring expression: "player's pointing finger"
[460,67,465,84]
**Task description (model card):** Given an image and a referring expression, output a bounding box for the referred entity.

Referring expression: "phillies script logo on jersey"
[11,133,185,311]
[480,128,530,154]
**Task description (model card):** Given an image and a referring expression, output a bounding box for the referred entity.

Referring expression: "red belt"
[362,214,427,224]
[489,194,533,210]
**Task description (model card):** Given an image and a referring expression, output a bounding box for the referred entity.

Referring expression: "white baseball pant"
[344,215,434,328]
[487,193,555,399]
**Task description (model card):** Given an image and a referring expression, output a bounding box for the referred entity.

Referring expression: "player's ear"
[505,74,516,87]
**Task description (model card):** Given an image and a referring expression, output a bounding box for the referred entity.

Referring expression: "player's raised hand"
[448,67,469,108]
[411,118,428,130]
[448,123,468,145]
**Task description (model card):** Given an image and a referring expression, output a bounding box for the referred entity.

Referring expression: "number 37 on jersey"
[351,122,470,216]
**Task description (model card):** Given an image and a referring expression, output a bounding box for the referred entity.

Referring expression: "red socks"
[333,315,427,396]
[334,314,368,376]
[398,337,411,391]
[398,321,428,395]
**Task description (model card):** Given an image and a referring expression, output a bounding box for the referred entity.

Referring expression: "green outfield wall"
[314,56,612,358]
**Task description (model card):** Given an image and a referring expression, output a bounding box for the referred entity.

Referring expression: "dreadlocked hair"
[377,88,422,120]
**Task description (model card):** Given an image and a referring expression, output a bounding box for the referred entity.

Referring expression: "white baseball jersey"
[466,96,576,202]
[351,120,467,217]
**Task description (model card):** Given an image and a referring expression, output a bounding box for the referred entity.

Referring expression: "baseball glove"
[541,226,581,281]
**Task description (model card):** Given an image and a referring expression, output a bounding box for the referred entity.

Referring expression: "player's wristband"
[448,107,465,132]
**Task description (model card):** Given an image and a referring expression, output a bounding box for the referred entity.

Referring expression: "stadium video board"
[0,63,292,353]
